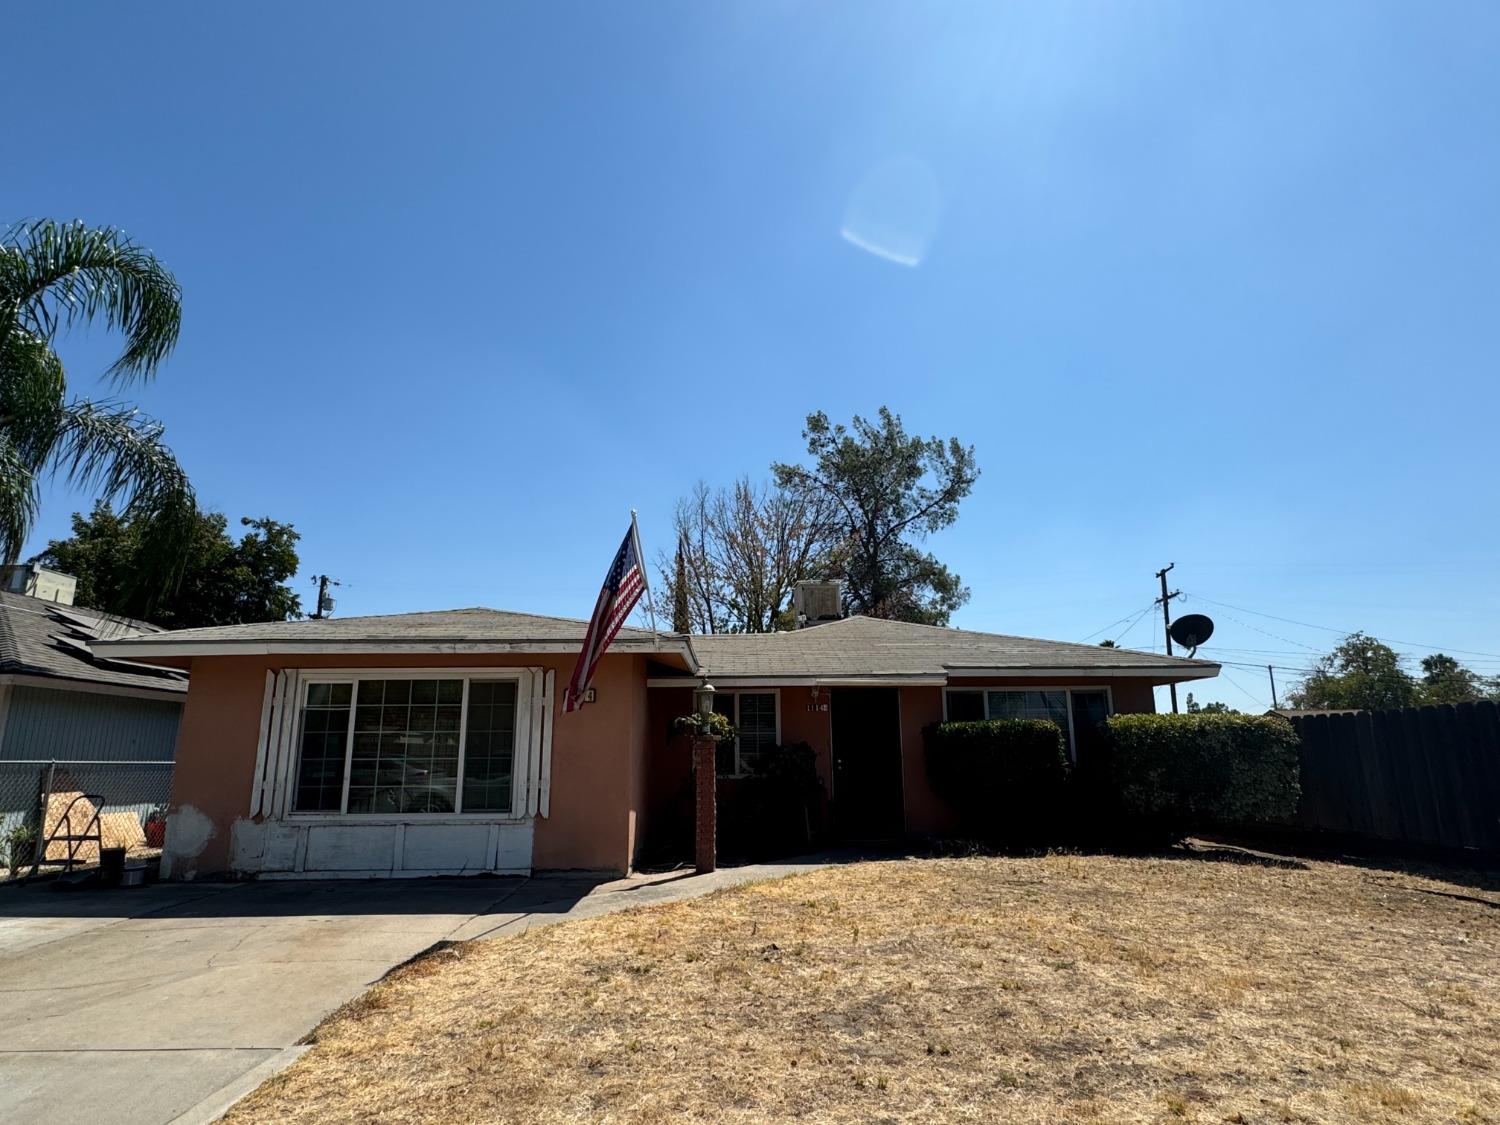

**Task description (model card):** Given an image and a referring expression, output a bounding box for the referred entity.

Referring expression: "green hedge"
[923,719,1070,841]
[1105,712,1301,831]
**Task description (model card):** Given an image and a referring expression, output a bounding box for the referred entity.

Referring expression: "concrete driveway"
[0,857,834,1124]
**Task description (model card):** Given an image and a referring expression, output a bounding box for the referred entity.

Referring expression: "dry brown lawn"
[229,850,1500,1124]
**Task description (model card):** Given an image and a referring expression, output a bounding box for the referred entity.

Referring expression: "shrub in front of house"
[923,719,1071,843]
[720,741,825,860]
[1104,712,1301,839]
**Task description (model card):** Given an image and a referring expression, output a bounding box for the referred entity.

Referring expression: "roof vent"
[793,580,843,628]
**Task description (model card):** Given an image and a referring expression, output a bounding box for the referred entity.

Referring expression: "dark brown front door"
[831,687,904,839]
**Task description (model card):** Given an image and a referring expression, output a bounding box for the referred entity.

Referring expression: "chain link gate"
[0,759,173,880]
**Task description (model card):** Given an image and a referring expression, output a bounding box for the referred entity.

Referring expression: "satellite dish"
[1168,613,1214,653]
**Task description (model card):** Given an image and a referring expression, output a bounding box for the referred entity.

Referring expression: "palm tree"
[0,219,196,611]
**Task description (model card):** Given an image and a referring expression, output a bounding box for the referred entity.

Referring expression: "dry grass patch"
[228,852,1500,1124]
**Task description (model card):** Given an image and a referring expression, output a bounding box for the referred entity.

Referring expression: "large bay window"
[944,688,1111,759]
[292,674,523,816]
[711,690,779,776]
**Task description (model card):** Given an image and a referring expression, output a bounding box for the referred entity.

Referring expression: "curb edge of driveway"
[165,1045,310,1125]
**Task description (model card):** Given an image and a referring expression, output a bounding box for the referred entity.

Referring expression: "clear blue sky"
[10,2,1500,712]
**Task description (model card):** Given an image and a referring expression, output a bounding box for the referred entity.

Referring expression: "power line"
[1215,666,1269,711]
[1080,602,1156,643]
[1110,604,1157,647]
[1185,593,1500,663]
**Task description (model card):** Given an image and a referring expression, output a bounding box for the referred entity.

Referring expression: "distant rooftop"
[0,589,187,694]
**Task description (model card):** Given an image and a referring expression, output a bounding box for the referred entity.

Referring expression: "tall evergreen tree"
[773,407,978,626]
[671,533,692,633]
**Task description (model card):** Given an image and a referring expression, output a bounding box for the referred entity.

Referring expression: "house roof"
[97,606,1216,685]
[94,607,696,665]
[678,615,1218,684]
[0,590,188,695]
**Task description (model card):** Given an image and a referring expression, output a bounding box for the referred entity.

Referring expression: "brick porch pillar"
[692,735,717,874]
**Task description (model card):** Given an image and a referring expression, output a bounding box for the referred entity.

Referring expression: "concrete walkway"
[0,855,837,1125]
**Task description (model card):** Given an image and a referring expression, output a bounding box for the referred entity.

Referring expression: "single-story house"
[96,604,1218,880]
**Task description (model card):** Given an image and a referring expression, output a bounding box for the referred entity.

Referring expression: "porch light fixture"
[693,676,716,731]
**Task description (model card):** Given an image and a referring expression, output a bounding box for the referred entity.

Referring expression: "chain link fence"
[1,760,173,881]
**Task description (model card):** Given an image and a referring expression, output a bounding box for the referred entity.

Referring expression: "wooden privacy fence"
[1281,702,1500,852]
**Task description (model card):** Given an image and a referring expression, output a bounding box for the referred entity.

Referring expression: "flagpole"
[630,509,661,638]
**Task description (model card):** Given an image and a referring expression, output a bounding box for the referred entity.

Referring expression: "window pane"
[946,690,985,721]
[713,695,737,774]
[293,683,353,812]
[462,680,517,812]
[987,690,1068,733]
[1069,691,1110,762]
[736,693,777,774]
[332,679,465,814]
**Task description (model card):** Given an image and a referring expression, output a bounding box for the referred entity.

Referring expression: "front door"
[830,687,904,839]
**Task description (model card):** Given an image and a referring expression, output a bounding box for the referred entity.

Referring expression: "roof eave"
[944,664,1220,681]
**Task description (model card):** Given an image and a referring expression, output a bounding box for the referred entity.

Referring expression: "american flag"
[564,522,647,713]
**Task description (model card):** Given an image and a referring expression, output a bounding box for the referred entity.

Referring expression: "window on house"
[943,688,1112,759]
[292,676,521,815]
[711,691,778,776]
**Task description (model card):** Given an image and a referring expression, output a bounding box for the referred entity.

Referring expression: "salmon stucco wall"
[778,686,834,793]
[163,656,269,877]
[164,651,649,878]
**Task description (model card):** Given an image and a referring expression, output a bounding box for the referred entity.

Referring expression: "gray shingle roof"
[685,616,1217,680]
[95,607,672,651]
[0,591,187,694]
[95,607,1215,683]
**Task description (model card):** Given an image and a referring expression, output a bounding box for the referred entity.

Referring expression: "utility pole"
[1155,563,1182,713]
[1268,665,1279,710]
[310,574,340,620]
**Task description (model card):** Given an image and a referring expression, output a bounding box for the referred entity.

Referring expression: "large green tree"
[36,503,301,628]
[1288,633,1419,710]
[1417,653,1497,705]
[773,407,978,625]
[0,219,195,613]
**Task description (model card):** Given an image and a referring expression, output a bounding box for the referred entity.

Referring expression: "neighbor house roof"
[672,615,1218,685]
[0,590,188,695]
[95,607,698,667]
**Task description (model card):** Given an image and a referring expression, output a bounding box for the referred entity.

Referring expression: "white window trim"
[942,686,1114,761]
[257,667,552,823]
[714,689,781,778]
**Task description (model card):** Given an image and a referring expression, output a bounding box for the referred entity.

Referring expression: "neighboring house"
[0,572,187,842]
[0,577,186,763]
[97,601,1218,880]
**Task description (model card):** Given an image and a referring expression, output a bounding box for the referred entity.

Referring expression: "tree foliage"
[670,534,692,633]
[773,407,978,626]
[1287,633,1498,710]
[1417,653,1495,705]
[0,220,196,613]
[658,478,837,633]
[36,502,301,628]
[1185,693,1237,714]
[1288,633,1417,710]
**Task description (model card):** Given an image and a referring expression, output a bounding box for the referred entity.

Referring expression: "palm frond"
[51,399,197,605]
[0,431,40,563]
[0,325,67,468]
[0,219,182,383]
